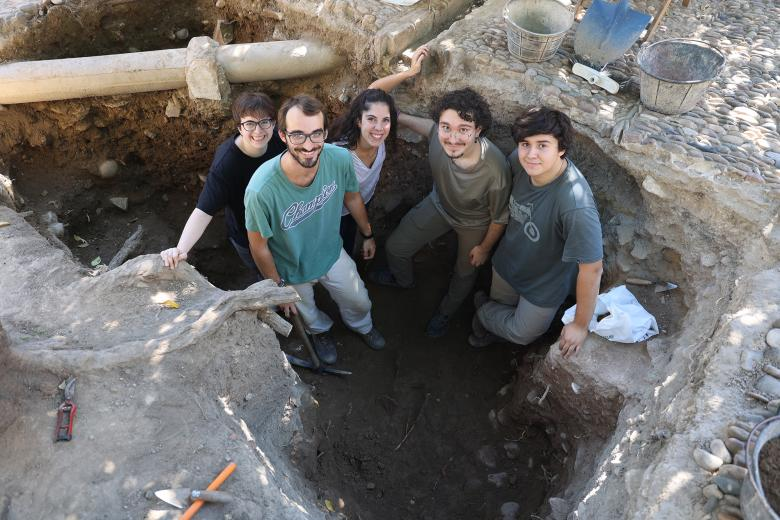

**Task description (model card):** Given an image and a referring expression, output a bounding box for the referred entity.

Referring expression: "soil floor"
[760,437,780,516]
[7,141,686,520]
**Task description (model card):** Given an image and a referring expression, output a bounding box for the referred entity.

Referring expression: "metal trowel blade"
[654,282,678,293]
[154,488,233,509]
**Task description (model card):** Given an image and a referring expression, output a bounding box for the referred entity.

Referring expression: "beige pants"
[477,268,558,345]
[386,195,487,316]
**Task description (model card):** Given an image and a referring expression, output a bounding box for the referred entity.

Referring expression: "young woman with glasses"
[160,92,286,277]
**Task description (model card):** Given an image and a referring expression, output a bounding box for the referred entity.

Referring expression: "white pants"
[292,249,373,335]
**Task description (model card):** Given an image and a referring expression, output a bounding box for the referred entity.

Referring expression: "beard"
[288,145,323,169]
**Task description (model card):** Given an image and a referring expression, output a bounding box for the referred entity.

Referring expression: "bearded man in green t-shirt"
[244,95,385,364]
[369,88,511,338]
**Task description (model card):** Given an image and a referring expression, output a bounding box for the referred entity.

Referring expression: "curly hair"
[328,89,398,149]
[511,107,574,158]
[429,88,492,135]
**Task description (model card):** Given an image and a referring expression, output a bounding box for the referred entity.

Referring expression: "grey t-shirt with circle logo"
[493,150,603,308]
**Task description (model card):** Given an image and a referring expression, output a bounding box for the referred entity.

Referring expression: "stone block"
[186,36,230,102]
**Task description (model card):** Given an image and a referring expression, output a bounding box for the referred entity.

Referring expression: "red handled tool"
[55,377,76,442]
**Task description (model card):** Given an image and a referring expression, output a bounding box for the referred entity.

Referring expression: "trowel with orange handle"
[156,461,236,519]
[154,488,233,509]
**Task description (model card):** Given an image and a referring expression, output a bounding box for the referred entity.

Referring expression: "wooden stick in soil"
[108,225,144,269]
[394,393,430,451]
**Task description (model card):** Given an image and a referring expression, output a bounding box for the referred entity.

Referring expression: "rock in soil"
[710,439,732,464]
[694,447,724,471]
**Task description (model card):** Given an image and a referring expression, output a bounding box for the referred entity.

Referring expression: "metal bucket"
[504,0,574,63]
[741,416,780,520]
[637,38,725,115]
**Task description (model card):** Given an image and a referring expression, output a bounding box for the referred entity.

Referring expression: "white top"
[341,141,386,216]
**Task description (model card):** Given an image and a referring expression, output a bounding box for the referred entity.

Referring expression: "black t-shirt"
[196,133,286,247]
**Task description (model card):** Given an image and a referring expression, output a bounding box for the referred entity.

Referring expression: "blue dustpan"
[574,0,651,68]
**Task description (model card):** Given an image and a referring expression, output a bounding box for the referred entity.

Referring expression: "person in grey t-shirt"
[471,108,603,358]
[367,85,511,338]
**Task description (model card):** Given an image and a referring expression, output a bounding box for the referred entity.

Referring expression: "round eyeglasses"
[239,118,274,132]
[438,124,475,140]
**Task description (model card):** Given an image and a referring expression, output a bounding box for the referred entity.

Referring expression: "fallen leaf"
[161,300,180,309]
[324,499,335,513]
[90,256,102,267]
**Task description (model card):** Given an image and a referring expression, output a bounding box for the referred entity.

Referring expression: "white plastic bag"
[561,285,659,343]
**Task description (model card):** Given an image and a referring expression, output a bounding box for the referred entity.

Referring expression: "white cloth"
[341,142,386,216]
[292,248,373,334]
[562,285,659,343]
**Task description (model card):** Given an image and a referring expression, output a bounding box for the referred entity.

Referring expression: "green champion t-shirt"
[244,144,358,284]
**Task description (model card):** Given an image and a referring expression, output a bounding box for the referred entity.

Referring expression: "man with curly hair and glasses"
[160,92,286,277]
[244,94,385,365]
[369,84,511,338]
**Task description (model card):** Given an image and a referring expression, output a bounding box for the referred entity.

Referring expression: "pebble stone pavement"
[423,0,780,190]
[0,0,777,192]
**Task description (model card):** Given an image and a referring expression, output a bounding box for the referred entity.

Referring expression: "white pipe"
[0,40,342,104]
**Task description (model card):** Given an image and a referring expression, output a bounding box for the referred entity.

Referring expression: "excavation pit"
[1,0,779,518]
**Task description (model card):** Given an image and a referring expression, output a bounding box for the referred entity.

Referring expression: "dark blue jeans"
[229,237,262,280]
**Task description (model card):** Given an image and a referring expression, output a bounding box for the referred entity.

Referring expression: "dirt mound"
[0,206,325,519]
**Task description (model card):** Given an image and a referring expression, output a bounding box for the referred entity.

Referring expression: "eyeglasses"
[439,124,475,139]
[285,129,327,145]
[239,118,274,132]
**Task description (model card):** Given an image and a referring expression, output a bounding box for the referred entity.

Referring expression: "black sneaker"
[359,327,386,350]
[426,312,450,338]
[310,331,338,364]
[367,269,413,289]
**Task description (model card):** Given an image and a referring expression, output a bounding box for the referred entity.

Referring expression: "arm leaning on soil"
[559,260,603,359]
[160,208,213,268]
[343,191,376,260]
[247,231,297,316]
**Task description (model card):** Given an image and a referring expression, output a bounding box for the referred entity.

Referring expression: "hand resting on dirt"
[160,208,213,268]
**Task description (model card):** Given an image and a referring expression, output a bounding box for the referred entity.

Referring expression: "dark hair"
[277,94,327,133]
[429,88,492,136]
[231,92,275,123]
[511,107,574,158]
[328,89,398,149]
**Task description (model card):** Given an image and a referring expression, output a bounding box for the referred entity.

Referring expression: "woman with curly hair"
[328,47,428,257]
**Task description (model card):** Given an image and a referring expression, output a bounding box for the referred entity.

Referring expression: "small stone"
[725,438,745,454]
[165,99,181,118]
[175,28,189,40]
[766,329,780,348]
[722,495,740,507]
[48,222,64,237]
[727,425,750,441]
[244,393,253,401]
[710,439,732,464]
[704,496,719,513]
[477,445,498,468]
[487,472,508,487]
[500,501,521,519]
[215,0,225,6]
[98,159,119,179]
[734,452,746,467]
[694,447,723,471]
[642,176,668,199]
[144,490,155,500]
[549,497,568,520]
[703,483,723,499]
[755,374,780,398]
[630,239,650,260]
[713,475,742,496]
[716,511,740,520]
[740,349,763,371]
[366,482,375,490]
[51,0,64,4]
[110,197,128,211]
[717,464,748,480]
[701,253,718,267]
[504,442,521,459]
